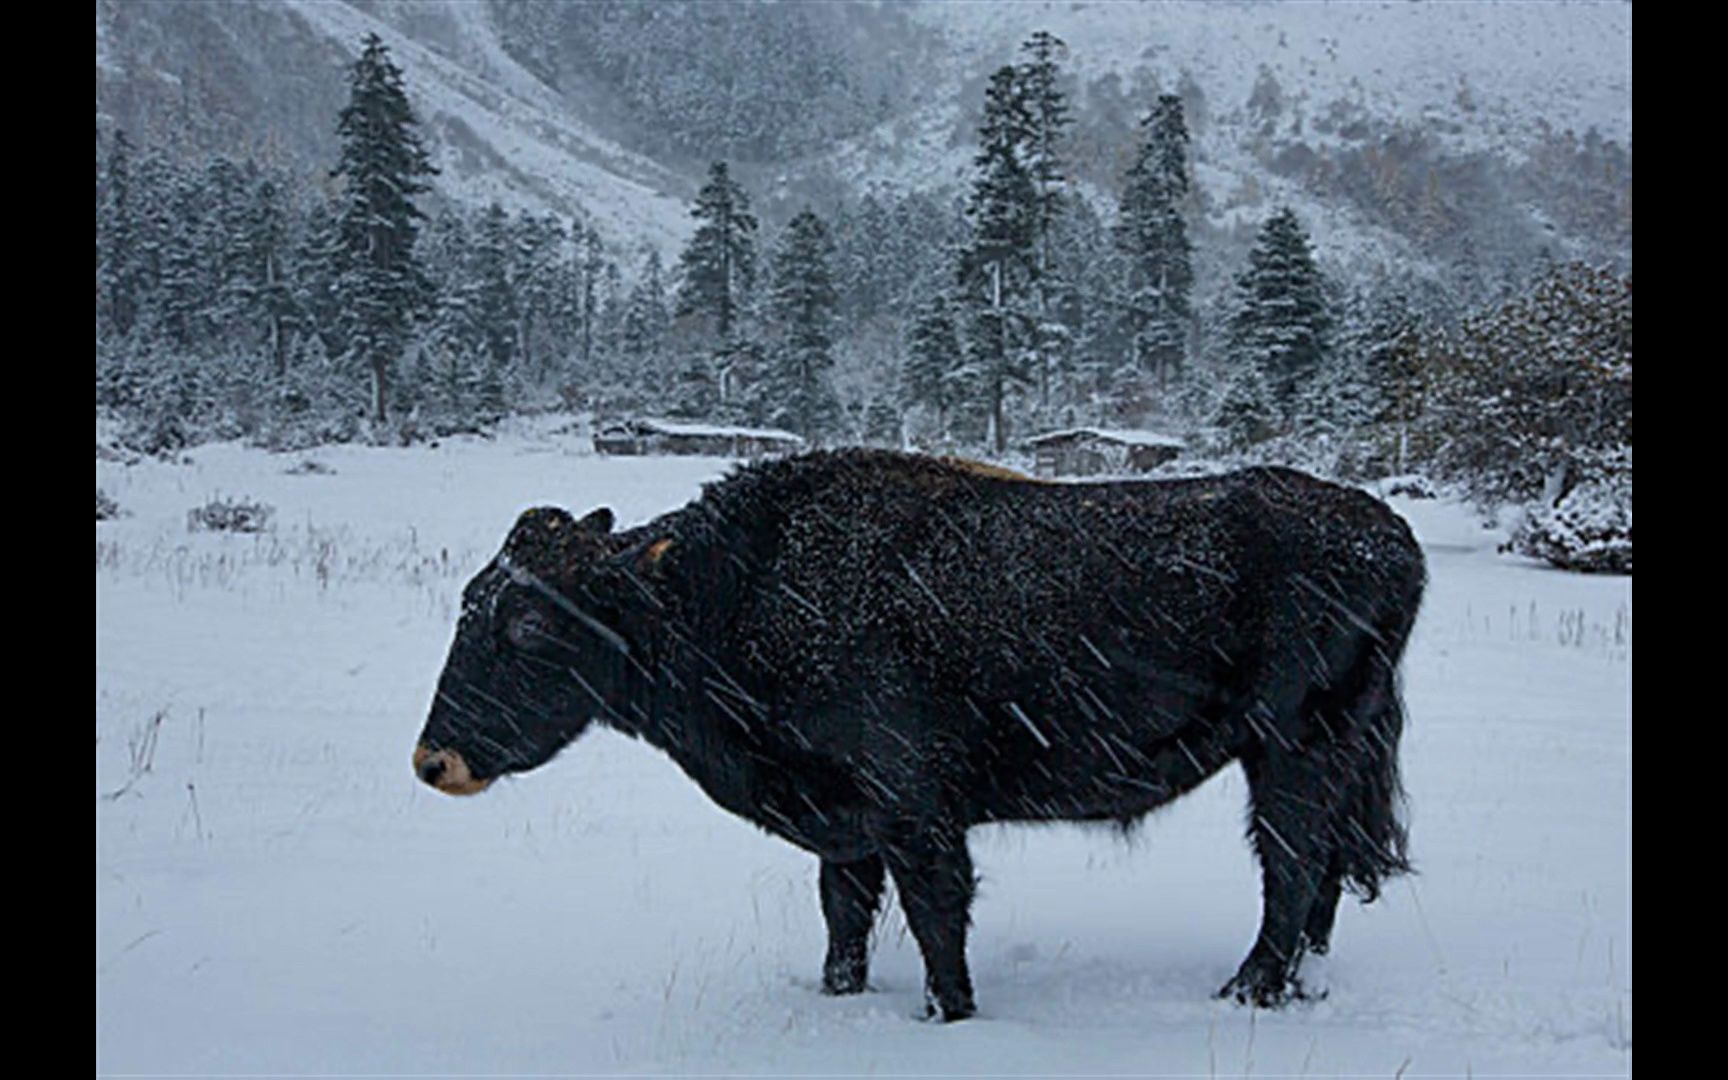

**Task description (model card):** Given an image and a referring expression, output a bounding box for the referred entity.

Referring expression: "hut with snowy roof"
[593,418,805,459]
[1025,427,1185,478]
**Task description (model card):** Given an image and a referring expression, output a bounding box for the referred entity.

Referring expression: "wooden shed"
[1025,427,1185,478]
[593,418,805,459]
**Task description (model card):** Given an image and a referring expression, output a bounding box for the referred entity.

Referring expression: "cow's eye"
[506,608,552,651]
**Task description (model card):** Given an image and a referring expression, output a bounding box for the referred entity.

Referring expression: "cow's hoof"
[821,968,869,996]
[822,945,869,995]
[1218,961,1319,1009]
[922,990,977,1022]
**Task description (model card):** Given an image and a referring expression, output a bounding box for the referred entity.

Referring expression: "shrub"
[1506,453,1631,574]
[187,496,276,534]
[97,488,120,521]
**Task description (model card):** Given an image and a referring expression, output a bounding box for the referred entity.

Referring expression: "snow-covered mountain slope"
[801,0,1630,280]
[913,0,1630,150]
[94,0,696,253]
[95,0,1630,277]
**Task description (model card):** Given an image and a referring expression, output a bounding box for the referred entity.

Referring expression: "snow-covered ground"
[96,430,1631,1076]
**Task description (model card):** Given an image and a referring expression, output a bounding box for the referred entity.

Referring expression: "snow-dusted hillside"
[809,0,1631,278]
[97,433,1631,1075]
[95,0,1630,275]
[912,0,1630,149]
[94,0,696,254]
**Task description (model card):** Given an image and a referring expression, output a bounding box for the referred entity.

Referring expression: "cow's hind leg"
[820,854,886,995]
[1220,748,1338,1008]
[1302,858,1344,956]
[883,825,976,1021]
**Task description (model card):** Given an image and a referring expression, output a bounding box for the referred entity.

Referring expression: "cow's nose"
[413,744,493,796]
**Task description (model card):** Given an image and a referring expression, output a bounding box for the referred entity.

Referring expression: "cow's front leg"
[819,854,885,994]
[884,825,976,1021]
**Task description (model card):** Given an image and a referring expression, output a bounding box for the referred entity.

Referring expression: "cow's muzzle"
[413,744,493,796]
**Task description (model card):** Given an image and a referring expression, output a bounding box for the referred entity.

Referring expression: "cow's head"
[413,505,665,796]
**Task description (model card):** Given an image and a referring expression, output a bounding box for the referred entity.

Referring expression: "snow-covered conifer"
[330,32,438,424]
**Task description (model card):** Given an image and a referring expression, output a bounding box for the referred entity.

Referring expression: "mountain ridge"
[94,0,1631,283]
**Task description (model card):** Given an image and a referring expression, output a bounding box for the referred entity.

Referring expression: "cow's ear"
[505,506,589,577]
[576,507,615,535]
[509,506,575,543]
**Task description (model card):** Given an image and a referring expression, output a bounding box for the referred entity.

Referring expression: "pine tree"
[1048,195,1124,423]
[98,129,141,339]
[669,350,719,421]
[1228,207,1332,426]
[1116,94,1195,401]
[905,295,964,442]
[330,32,438,424]
[764,208,841,441]
[675,161,758,345]
[622,247,670,395]
[1017,32,1072,418]
[294,197,346,364]
[577,223,605,373]
[625,247,670,366]
[1018,31,1071,268]
[514,212,567,380]
[595,258,627,381]
[157,169,207,352]
[470,202,519,368]
[1215,358,1276,450]
[959,66,1038,453]
[202,155,251,349]
[248,176,297,377]
[831,190,893,322]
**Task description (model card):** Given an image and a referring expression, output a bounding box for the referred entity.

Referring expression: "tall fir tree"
[1018,30,1071,271]
[294,197,346,364]
[577,223,605,373]
[522,212,570,379]
[1017,31,1072,415]
[330,32,438,424]
[98,129,140,339]
[622,247,671,395]
[675,161,759,346]
[1228,207,1332,426]
[905,295,964,443]
[764,208,841,441]
[202,156,251,349]
[247,176,297,377]
[959,65,1038,452]
[470,202,519,369]
[157,169,207,352]
[1115,94,1195,402]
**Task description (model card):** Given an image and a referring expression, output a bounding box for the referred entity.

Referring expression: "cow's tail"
[1333,565,1423,902]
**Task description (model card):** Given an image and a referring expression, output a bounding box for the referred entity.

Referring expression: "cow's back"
[727,455,1413,713]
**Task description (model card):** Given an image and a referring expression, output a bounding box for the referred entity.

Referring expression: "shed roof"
[600,418,804,443]
[1024,427,1185,449]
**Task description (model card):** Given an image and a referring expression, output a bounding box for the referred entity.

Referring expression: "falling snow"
[97,430,1630,1074]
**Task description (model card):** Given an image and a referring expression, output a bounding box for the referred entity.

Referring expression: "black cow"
[414,450,1425,1020]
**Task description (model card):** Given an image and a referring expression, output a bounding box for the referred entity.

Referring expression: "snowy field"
[96,426,1631,1077]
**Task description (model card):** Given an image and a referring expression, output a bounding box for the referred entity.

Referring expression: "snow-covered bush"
[97,488,121,521]
[187,496,275,534]
[1507,452,1631,574]
[1422,264,1631,509]
[284,459,336,476]
[1380,474,1438,499]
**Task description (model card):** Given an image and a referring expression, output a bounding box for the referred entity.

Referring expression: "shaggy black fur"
[415,449,1426,1020]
